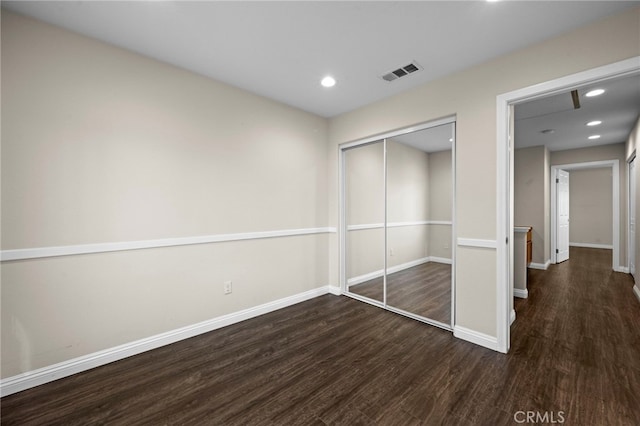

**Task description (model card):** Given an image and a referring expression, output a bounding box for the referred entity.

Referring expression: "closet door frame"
[339,116,457,330]
[342,139,387,308]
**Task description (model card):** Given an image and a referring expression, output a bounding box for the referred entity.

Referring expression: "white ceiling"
[391,123,454,154]
[515,72,640,151]
[5,1,639,152]
[3,0,637,119]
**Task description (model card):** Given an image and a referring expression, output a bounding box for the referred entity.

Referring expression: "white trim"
[340,115,457,150]
[552,160,622,171]
[429,256,452,265]
[347,223,384,231]
[453,325,498,351]
[0,285,335,397]
[347,256,453,286]
[450,122,457,330]
[510,309,516,325]
[497,57,640,356]
[327,285,342,296]
[346,220,451,231]
[514,226,531,233]
[383,139,388,306]
[513,288,528,299]
[628,153,636,279]
[347,222,385,231]
[0,227,337,262]
[551,161,620,270]
[348,269,383,287]
[386,305,452,331]
[634,285,640,303]
[528,260,551,270]
[569,242,613,250]
[348,257,430,286]
[339,145,347,295]
[616,266,630,274]
[429,220,453,226]
[457,238,497,249]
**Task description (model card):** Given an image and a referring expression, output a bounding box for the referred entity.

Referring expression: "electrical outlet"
[224,281,233,295]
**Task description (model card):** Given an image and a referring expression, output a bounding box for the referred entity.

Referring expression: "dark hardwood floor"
[2,247,639,425]
[348,262,451,324]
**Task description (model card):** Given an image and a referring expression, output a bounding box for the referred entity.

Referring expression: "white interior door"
[630,157,636,277]
[557,170,570,263]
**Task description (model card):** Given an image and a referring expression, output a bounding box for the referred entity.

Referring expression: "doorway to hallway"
[496,56,640,353]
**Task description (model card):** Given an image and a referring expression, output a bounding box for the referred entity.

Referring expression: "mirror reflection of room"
[345,123,454,326]
[345,141,385,304]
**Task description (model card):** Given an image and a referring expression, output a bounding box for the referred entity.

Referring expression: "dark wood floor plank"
[349,262,452,323]
[2,247,639,425]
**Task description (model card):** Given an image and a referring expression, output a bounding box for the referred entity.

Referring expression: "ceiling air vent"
[381,61,422,82]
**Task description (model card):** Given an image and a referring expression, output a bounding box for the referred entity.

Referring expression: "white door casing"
[557,170,570,263]
[497,57,639,355]
[550,161,620,268]
[630,156,636,277]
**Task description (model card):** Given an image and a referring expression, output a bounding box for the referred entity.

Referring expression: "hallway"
[511,247,640,423]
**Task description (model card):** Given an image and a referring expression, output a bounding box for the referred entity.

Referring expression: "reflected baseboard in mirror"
[348,261,451,325]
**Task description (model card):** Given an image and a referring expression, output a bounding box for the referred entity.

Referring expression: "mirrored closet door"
[342,121,455,329]
[344,140,385,305]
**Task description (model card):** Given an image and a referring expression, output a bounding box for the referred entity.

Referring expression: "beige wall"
[514,146,549,265]
[428,150,453,260]
[569,168,613,246]
[329,7,640,336]
[551,143,628,264]
[1,12,329,378]
[387,140,431,268]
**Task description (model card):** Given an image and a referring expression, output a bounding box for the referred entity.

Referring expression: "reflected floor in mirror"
[348,262,451,324]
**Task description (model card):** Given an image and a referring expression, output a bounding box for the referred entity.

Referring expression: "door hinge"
[506,237,509,244]
[556,178,559,183]
[556,249,559,253]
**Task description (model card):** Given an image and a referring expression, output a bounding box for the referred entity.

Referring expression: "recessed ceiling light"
[586,120,602,126]
[449,138,453,142]
[585,89,605,97]
[588,135,601,140]
[321,76,336,88]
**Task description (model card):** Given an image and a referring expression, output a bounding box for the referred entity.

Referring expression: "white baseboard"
[569,242,613,249]
[327,285,341,296]
[429,256,452,265]
[453,325,498,351]
[347,269,384,286]
[348,256,452,286]
[514,288,528,299]
[0,285,335,397]
[615,266,630,273]
[634,285,640,304]
[348,257,429,286]
[528,260,550,270]
[510,309,516,325]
